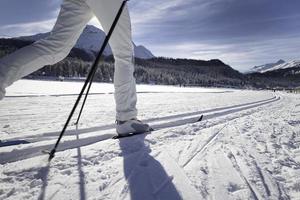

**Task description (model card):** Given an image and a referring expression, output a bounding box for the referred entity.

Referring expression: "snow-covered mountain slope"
[19,25,155,59]
[249,59,285,73]
[250,59,300,73]
[133,44,155,59]
[75,25,111,55]
[0,80,299,199]
[262,60,300,73]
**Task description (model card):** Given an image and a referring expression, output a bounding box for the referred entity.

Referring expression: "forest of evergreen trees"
[1,38,299,89]
[0,38,247,88]
[10,38,300,89]
[24,56,246,88]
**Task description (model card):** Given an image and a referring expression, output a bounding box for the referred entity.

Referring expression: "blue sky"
[0,0,300,72]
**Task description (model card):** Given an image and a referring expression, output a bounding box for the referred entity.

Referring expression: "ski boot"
[116,118,152,136]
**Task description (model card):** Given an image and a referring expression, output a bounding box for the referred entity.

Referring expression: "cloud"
[0,0,61,25]
[149,34,300,72]
[0,19,57,37]
[129,0,192,24]
[129,0,300,71]
[131,0,300,42]
[1,0,300,72]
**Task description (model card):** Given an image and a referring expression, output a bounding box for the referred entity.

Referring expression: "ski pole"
[47,0,129,161]
[74,68,96,127]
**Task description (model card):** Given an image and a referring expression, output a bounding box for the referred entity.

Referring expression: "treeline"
[25,57,246,88]
[27,58,114,82]
[133,57,245,87]
[0,38,246,88]
[246,68,300,89]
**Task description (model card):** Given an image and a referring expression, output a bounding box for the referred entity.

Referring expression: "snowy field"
[0,80,299,200]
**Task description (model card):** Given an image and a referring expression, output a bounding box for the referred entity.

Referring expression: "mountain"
[19,25,155,59]
[0,37,246,88]
[132,57,246,87]
[134,45,155,59]
[246,60,300,88]
[261,60,300,73]
[249,59,300,74]
[249,59,286,73]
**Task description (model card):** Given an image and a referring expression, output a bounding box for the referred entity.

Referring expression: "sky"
[0,0,300,72]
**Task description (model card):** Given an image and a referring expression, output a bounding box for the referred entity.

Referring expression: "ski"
[112,128,154,139]
[112,115,203,139]
[41,150,51,154]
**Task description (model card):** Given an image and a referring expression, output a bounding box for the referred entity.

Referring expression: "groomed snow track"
[0,95,280,164]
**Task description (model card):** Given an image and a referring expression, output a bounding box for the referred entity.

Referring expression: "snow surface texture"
[0,80,300,200]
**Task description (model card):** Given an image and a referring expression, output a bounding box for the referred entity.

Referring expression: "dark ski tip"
[198,115,204,122]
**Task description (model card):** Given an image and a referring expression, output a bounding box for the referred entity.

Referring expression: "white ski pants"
[0,0,137,121]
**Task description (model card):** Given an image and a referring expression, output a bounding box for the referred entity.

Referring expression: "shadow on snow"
[118,134,182,199]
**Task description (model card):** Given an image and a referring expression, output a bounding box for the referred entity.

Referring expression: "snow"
[133,44,155,59]
[249,60,300,73]
[249,59,285,73]
[261,60,300,73]
[4,79,235,97]
[75,25,155,59]
[75,25,111,55]
[0,80,300,199]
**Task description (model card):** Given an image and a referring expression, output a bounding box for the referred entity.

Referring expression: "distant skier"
[0,0,150,135]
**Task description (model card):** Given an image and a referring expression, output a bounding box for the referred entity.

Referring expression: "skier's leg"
[85,0,137,121]
[0,0,93,99]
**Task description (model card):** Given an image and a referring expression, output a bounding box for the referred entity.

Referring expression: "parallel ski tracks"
[181,123,228,168]
[179,96,281,168]
[4,96,278,143]
[0,95,280,164]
